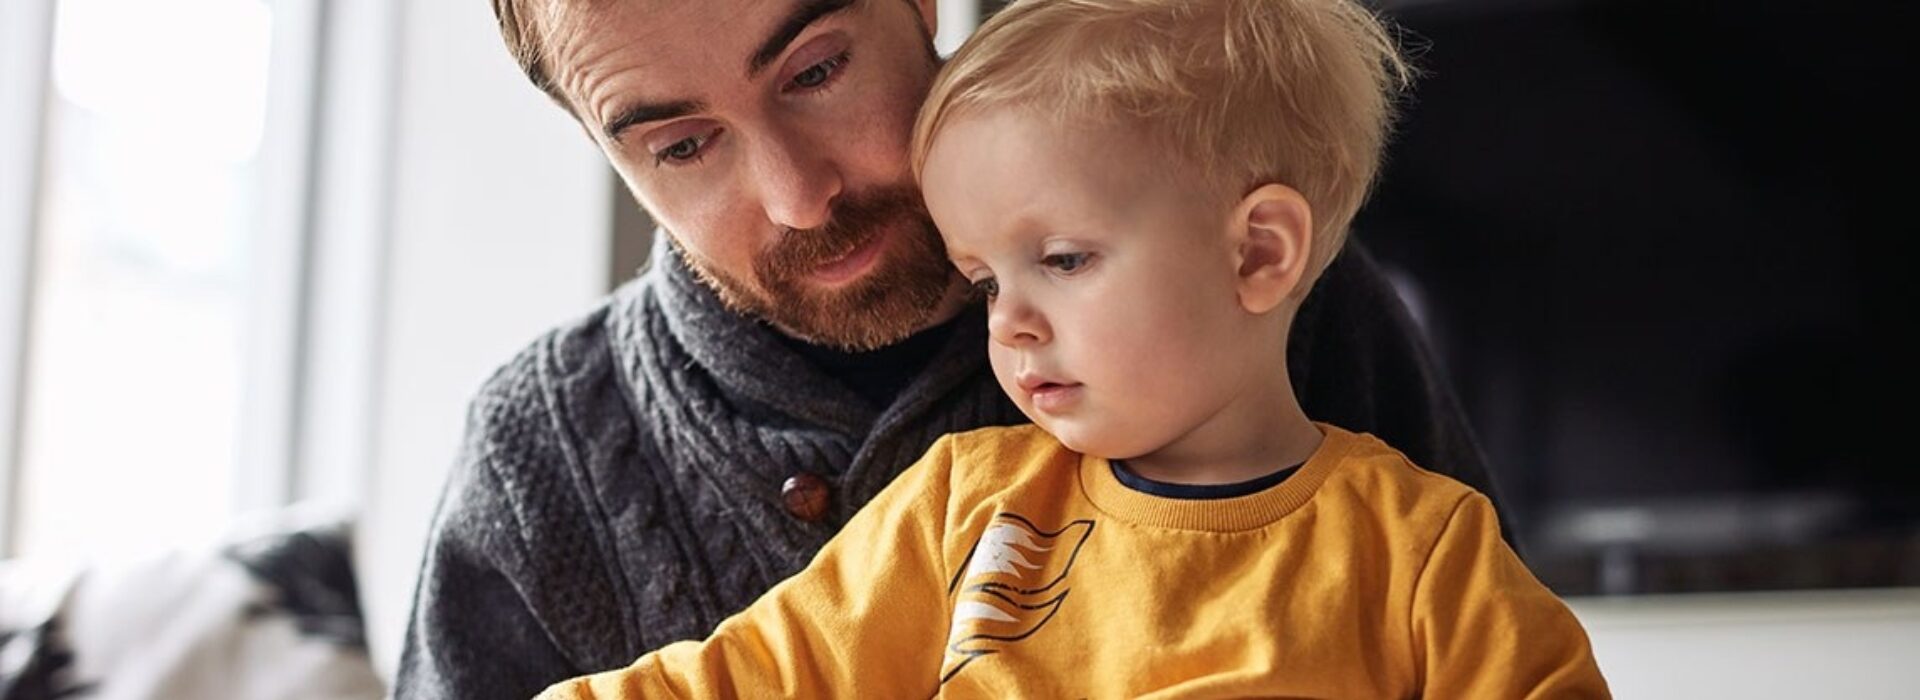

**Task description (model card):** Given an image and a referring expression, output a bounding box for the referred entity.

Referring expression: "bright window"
[14,0,288,560]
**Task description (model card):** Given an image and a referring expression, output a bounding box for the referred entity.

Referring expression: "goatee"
[677,184,959,351]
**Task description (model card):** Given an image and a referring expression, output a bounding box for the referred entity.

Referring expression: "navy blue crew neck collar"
[1109,460,1302,500]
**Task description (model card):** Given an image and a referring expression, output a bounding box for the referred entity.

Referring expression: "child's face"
[922,110,1274,461]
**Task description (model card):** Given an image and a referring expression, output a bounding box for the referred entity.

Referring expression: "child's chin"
[1027,412,1141,458]
[1045,425,1116,458]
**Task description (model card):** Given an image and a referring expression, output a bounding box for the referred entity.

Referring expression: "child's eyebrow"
[942,243,986,267]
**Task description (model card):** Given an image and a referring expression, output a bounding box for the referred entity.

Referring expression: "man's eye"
[1043,252,1090,273]
[653,132,713,166]
[789,52,850,91]
[971,277,1000,299]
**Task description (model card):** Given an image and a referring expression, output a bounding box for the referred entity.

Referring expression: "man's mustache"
[758,185,929,283]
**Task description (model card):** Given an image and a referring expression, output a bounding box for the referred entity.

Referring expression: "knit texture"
[393,237,1495,700]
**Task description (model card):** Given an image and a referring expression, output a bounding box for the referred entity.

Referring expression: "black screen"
[1357,0,1916,594]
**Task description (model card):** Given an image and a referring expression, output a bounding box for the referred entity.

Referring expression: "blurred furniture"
[1572,587,1920,700]
[0,504,382,700]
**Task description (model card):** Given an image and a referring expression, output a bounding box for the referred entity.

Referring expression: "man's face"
[549,0,969,350]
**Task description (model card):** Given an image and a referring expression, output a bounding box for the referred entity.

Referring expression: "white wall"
[352,0,611,681]
[1571,588,1920,699]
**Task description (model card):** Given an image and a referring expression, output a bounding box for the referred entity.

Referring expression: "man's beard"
[676,184,959,351]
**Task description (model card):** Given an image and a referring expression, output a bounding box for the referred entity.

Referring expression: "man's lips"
[809,226,891,286]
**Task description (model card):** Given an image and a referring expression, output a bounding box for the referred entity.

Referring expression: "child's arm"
[1411,493,1612,699]
[534,437,962,700]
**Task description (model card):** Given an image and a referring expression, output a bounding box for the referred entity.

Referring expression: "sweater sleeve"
[535,435,960,700]
[395,448,582,700]
[1410,493,1611,699]
[396,340,636,700]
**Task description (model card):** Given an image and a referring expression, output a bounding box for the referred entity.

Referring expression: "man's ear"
[1231,183,1314,315]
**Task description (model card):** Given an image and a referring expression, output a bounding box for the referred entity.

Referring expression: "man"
[394,0,1496,698]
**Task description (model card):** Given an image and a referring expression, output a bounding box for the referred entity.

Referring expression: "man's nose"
[987,288,1050,348]
[750,128,843,232]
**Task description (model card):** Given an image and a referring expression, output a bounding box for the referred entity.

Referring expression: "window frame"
[0,0,390,558]
[0,0,55,558]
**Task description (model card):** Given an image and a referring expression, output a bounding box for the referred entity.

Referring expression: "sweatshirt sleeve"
[535,435,961,700]
[1411,493,1611,699]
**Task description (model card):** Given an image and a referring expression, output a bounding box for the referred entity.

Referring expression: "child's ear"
[1230,183,1314,315]
[914,0,940,37]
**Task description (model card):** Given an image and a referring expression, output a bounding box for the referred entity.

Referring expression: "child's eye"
[1043,252,1091,273]
[971,277,1000,299]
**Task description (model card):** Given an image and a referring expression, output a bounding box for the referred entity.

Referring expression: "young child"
[540,0,1609,696]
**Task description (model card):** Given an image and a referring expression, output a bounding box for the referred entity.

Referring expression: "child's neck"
[1121,389,1323,487]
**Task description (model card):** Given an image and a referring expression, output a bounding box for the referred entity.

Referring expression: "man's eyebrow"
[747,0,856,78]
[603,99,704,142]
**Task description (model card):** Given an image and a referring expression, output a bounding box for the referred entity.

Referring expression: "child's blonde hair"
[912,0,1411,282]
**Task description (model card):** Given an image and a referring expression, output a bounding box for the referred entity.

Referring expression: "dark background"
[1352,0,1916,595]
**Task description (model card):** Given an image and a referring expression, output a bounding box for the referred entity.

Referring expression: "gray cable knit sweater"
[393,238,1494,700]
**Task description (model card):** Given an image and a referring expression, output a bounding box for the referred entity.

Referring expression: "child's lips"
[1017,374,1084,412]
[1015,373,1072,392]
[1029,383,1083,413]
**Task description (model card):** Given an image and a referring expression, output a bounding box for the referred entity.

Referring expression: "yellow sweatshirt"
[537,424,1609,699]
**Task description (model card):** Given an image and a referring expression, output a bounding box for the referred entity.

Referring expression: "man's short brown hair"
[491,0,586,107]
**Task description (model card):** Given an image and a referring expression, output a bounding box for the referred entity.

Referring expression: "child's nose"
[987,293,1050,347]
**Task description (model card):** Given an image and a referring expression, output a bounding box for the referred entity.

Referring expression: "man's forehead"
[546,0,746,67]
[547,0,823,65]
[546,0,844,120]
